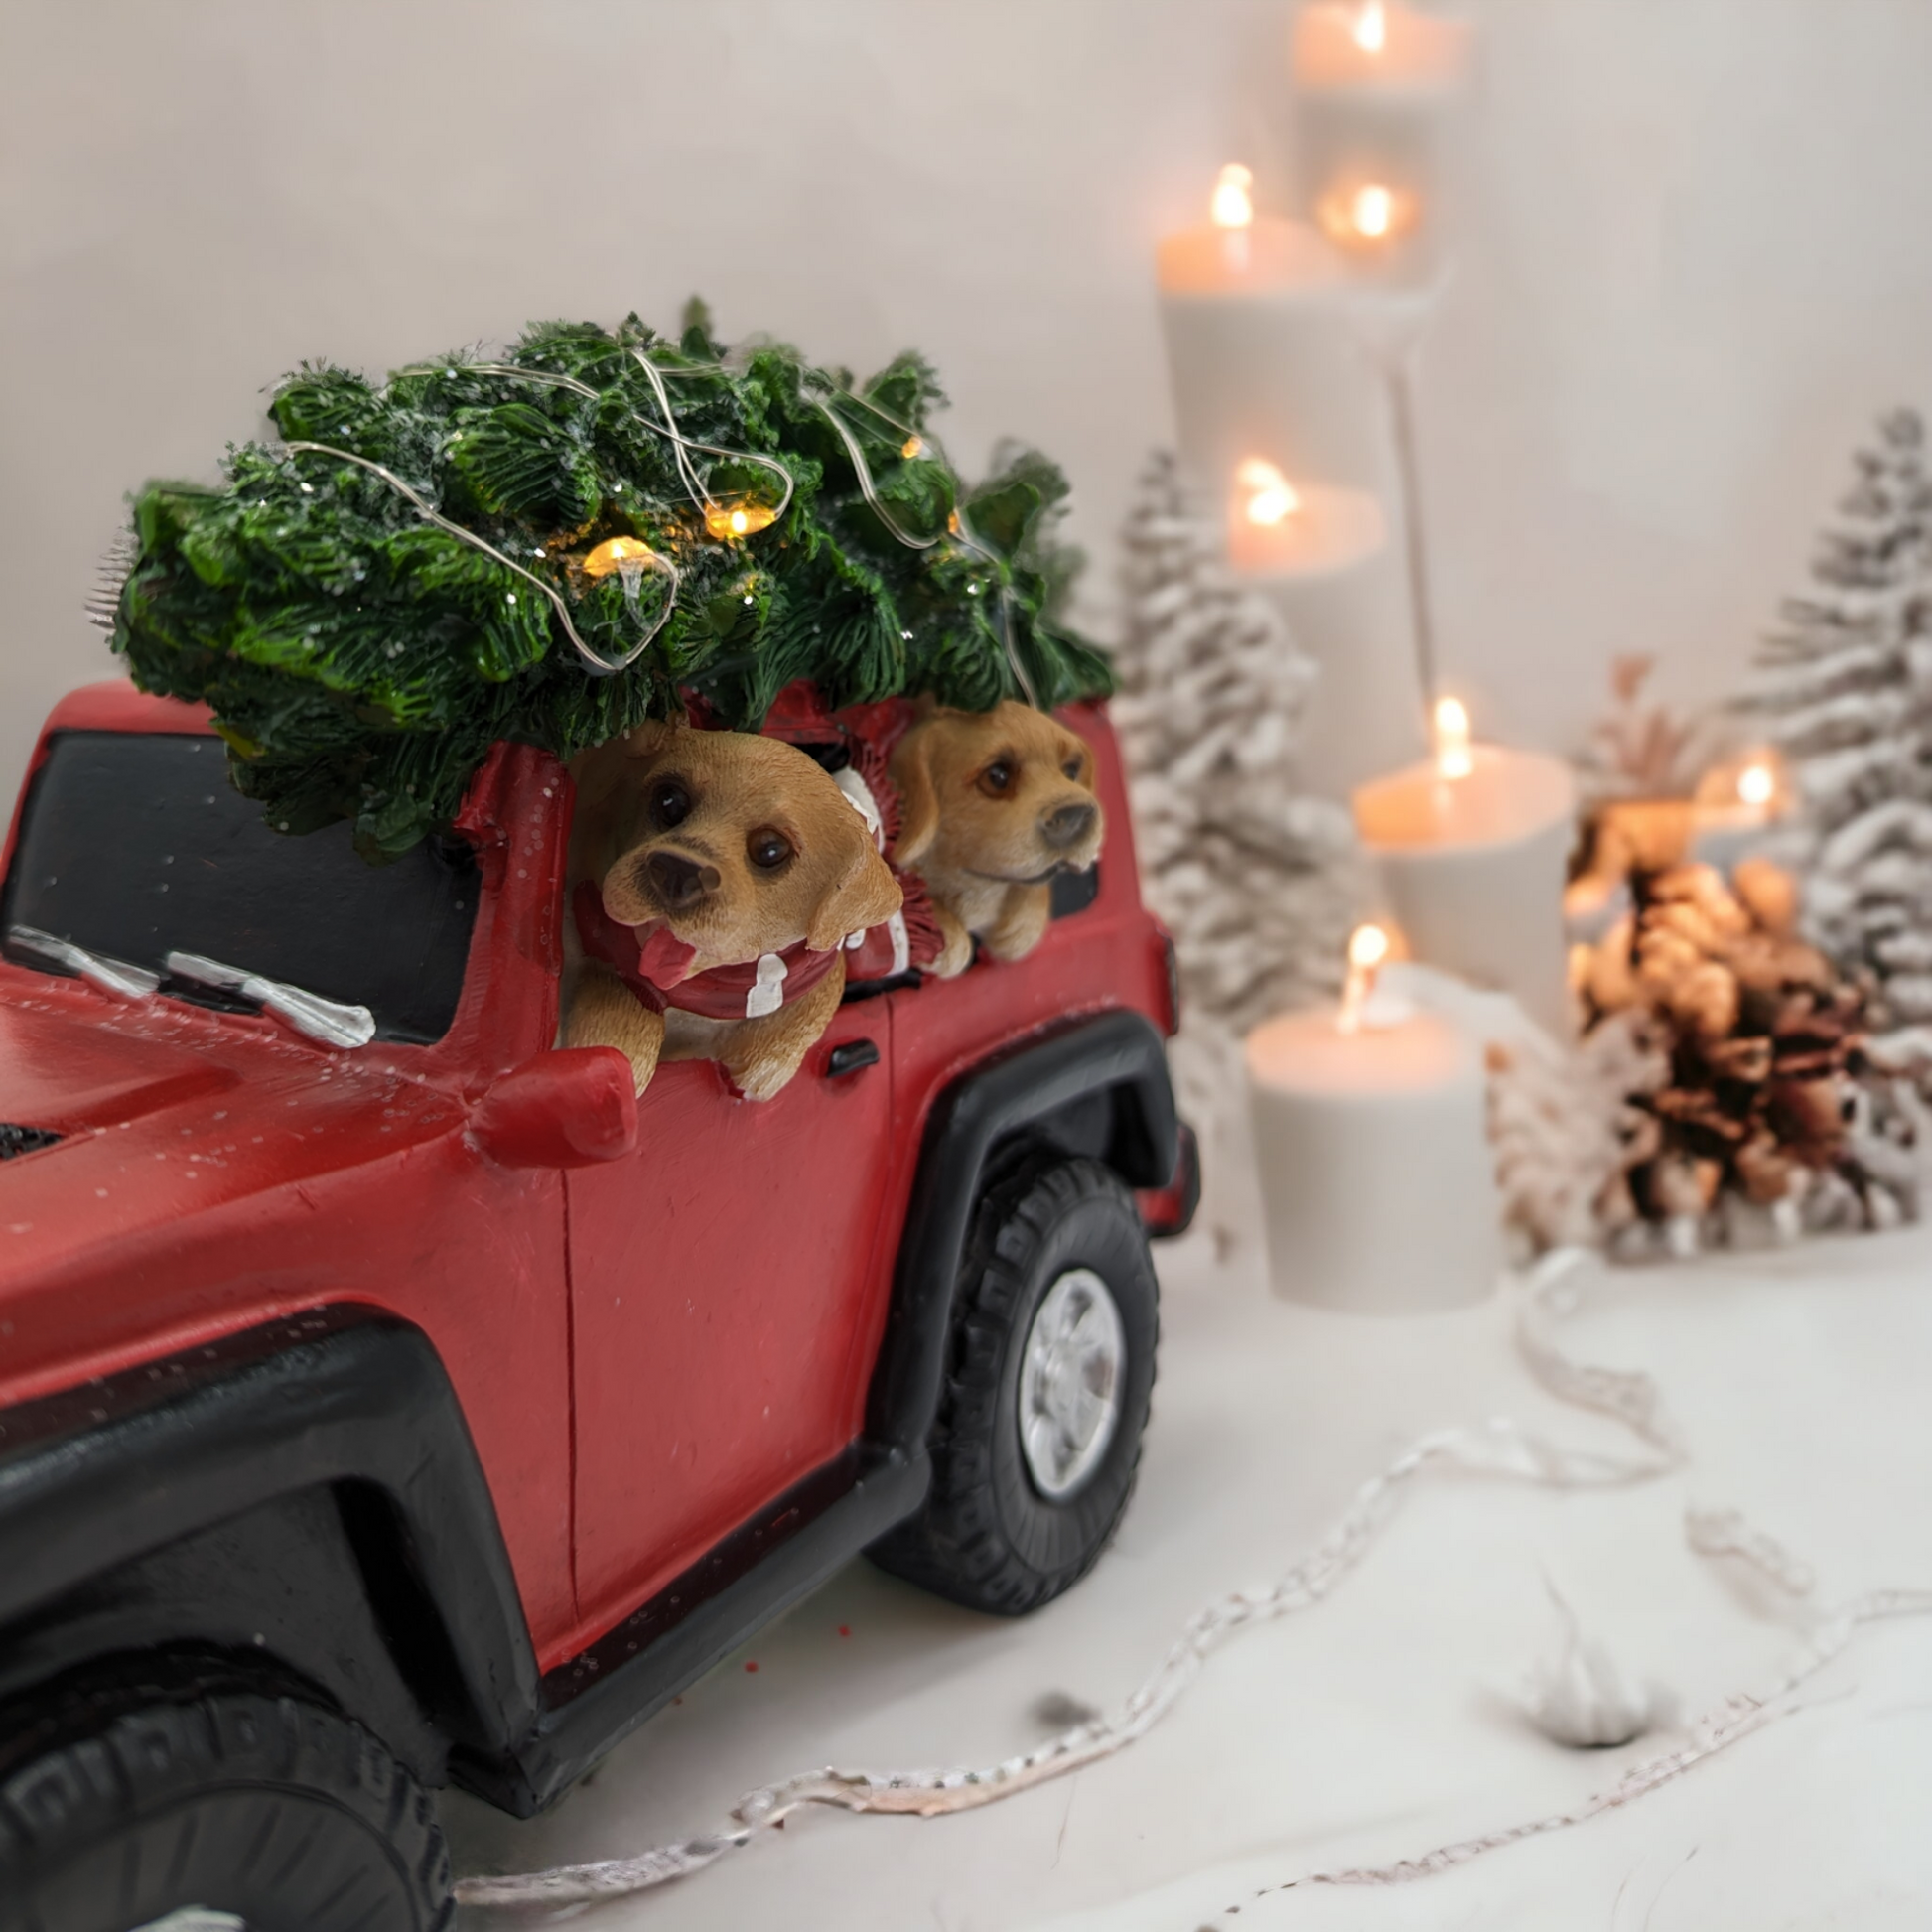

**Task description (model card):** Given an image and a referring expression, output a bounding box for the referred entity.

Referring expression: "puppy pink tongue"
[634,921,700,987]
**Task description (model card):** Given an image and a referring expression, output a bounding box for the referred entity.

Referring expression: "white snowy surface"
[445,1144,1932,1931]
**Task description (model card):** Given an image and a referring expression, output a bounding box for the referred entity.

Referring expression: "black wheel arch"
[0,1007,1180,1825]
[866,1006,1178,1456]
[0,1308,541,1802]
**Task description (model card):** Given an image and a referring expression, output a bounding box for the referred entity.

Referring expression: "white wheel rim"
[1019,1267,1126,1501]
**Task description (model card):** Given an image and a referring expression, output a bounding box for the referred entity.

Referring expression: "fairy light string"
[279,442,677,676]
[805,378,1043,708]
[456,1252,1932,1913]
[289,345,1041,704]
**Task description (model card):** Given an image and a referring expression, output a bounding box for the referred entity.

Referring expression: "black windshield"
[1,732,478,1043]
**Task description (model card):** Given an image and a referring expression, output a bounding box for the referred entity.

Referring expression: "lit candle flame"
[1434,695,1473,780]
[1737,761,1774,809]
[1210,162,1255,231]
[1317,179,1407,248]
[1236,456,1301,527]
[1353,183,1395,238]
[1354,0,1387,52]
[1337,922,1391,1035]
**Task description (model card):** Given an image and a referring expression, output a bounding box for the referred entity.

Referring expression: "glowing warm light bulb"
[1210,162,1255,231]
[581,535,658,580]
[1353,0,1387,52]
[1337,921,1391,1034]
[1433,696,1473,780]
[703,500,780,541]
[1737,762,1775,809]
[900,435,924,460]
[1236,457,1301,527]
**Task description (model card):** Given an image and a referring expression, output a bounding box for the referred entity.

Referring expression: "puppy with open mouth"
[889,699,1105,977]
[565,720,901,1100]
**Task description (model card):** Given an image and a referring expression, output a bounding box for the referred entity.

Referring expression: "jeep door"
[563,1000,896,1632]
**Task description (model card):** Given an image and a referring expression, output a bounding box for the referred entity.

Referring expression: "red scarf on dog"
[574,884,843,1021]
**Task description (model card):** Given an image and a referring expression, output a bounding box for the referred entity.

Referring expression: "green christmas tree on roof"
[101,305,1111,859]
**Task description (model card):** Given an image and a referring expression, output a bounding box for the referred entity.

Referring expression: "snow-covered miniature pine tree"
[1745,409,1932,1024]
[1485,1009,1666,1260]
[1111,451,1362,1036]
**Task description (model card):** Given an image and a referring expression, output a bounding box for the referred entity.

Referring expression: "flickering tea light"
[1210,160,1255,235]
[1691,748,1788,874]
[1335,921,1394,1034]
[1433,695,1473,780]
[1292,0,1474,94]
[1352,702,1578,1036]
[1238,456,1301,527]
[1246,922,1501,1314]
[1317,180,1414,252]
[1156,163,1349,298]
[1225,456,1383,576]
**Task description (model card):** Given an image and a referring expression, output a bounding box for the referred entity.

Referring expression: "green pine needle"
[110,313,1113,858]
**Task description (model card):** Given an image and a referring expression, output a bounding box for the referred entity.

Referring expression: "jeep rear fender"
[866,1007,1178,1453]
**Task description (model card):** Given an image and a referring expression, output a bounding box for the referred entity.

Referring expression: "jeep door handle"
[826,1037,881,1078]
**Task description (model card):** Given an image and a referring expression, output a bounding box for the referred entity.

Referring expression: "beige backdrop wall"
[4,0,1928,805]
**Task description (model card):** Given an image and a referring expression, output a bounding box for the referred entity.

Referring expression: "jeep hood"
[0,1001,238,1135]
[0,996,470,1363]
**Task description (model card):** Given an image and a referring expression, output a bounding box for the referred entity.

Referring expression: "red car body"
[0,681,1181,1700]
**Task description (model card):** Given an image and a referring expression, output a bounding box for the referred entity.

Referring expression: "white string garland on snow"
[456,1251,1932,1914]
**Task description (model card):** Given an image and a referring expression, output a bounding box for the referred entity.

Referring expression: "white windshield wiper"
[8,924,160,1001]
[165,951,376,1049]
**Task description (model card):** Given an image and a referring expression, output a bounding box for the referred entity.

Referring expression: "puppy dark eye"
[650,778,692,830]
[1061,757,1084,780]
[979,759,1015,797]
[748,827,794,872]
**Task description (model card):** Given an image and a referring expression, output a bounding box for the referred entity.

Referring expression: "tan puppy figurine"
[566,721,901,1100]
[889,700,1104,977]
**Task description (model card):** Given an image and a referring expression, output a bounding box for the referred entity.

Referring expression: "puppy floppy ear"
[808,844,903,954]
[891,729,941,867]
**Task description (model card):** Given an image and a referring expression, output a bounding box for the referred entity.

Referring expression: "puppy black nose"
[1040,801,1097,851]
[644,849,720,910]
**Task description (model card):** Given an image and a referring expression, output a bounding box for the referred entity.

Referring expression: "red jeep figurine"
[0,681,1194,1931]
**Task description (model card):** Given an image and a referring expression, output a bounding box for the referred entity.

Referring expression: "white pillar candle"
[1352,717,1578,1037]
[1291,1,1474,292]
[1222,460,1425,798]
[1157,170,1394,502]
[1247,980,1500,1315]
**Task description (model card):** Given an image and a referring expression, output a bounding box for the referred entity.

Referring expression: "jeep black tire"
[0,1677,451,1932]
[871,1156,1159,1615]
